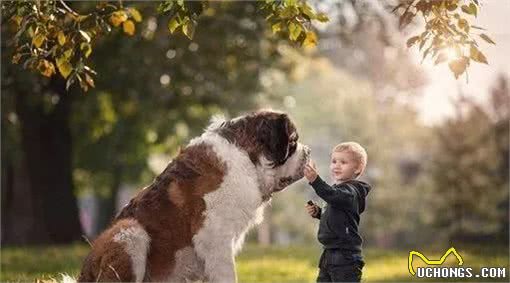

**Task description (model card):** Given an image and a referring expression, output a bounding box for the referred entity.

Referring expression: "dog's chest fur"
[163,133,266,281]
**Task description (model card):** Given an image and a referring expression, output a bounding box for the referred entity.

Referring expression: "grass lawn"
[1,244,508,282]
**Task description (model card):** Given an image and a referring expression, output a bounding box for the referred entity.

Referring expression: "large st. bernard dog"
[78,110,310,282]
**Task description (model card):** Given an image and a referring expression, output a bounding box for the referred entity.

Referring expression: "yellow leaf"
[123,20,135,36]
[110,11,128,27]
[316,13,329,22]
[182,19,195,39]
[57,31,66,46]
[168,17,179,34]
[458,19,468,31]
[37,59,56,77]
[303,31,317,48]
[32,33,46,48]
[128,7,142,22]
[301,4,316,19]
[56,56,73,78]
[11,15,22,26]
[470,45,488,64]
[272,22,282,34]
[80,42,92,58]
[64,49,73,59]
[288,22,302,41]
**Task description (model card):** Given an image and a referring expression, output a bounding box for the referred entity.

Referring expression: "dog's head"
[214,110,310,197]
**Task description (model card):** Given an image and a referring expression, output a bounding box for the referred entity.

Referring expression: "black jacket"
[310,176,371,253]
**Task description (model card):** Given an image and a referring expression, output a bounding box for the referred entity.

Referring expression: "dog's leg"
[194,237,237,283]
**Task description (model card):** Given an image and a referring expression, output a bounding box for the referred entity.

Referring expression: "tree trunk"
[8,78,83,245]
[94,167,122,237]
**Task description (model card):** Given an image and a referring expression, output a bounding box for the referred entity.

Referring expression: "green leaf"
[461,4,477,16]
[56,56,73,79]
[301,3,315,19]
[182,19,196,39]
[80,42,92,58]
[316,13,329,22]
[271,22,282,34]
[479,33,496,45]
[168,16,180,34]
[470,3,478,17]
[288,22,302,41]
[64,49,73,59]
[280,6,299,19]
[406,36,420,48]
[128,7,142,22]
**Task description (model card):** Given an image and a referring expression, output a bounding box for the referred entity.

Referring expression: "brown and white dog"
[78,110,310,282]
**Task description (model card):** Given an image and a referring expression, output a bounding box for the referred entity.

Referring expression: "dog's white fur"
[112,219,150,282]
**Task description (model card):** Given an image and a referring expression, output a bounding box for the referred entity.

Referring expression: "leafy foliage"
[394,0,494,79]
[429,76,509,241]
[1,0,327,91]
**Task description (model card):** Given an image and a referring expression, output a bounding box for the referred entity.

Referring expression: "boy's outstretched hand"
[304,159,318,182]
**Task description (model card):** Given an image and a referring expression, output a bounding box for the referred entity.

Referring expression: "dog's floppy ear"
[257,114,291,166]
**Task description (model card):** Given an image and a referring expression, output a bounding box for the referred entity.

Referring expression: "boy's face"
[330,150,361,183]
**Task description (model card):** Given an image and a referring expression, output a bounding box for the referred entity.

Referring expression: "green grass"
[1,244,508,282]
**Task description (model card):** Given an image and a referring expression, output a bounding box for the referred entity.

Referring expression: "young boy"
[304,142,372,283]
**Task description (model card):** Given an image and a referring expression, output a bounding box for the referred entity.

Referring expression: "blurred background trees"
[1,1,300,244]
[1,0,507,256]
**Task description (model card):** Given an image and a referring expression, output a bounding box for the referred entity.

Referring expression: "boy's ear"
[355,163,363,175]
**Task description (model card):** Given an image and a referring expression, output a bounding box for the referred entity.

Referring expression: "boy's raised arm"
[310,176,355,208]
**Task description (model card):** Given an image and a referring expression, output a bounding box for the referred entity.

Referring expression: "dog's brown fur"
[79,143,226,281]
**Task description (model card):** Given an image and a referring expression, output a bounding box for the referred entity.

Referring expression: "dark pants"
[316,249,364,282]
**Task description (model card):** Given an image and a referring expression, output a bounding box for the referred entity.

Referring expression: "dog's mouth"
[274,146,310,192]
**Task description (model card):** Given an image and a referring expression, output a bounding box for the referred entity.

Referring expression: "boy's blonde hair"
[332,142,368,177]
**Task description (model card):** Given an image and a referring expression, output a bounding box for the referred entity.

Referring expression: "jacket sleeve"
[309,176,356,208]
